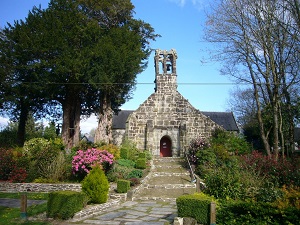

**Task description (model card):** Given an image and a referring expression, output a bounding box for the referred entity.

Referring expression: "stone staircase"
[132,157,196,200]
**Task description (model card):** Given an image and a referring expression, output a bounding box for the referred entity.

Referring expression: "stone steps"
[133,157,196,200]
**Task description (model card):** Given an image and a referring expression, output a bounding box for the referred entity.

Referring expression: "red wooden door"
[160,136,172,157]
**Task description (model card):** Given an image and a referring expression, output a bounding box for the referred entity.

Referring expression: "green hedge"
[117,179,130,193]
[47,191,86,220]
[120,147,129,159]
[138,152,146,158]
[135,158,146,169]
[176,192,216,225]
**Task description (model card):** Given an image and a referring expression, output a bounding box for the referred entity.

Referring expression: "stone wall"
[0,182,82,193]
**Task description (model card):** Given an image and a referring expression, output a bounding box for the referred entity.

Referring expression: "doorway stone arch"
[160,136,172,157]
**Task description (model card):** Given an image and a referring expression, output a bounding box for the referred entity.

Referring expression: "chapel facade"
[112,49,238,157]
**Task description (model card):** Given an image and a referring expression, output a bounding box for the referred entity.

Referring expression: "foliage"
[120,139,141,161]
[117,179,130,193]
[0,148,14,180]
[0,126,17,148]
[97,144,120,160]
[127,169,143,179]
[210,129,251,155]
[187,137,210,164]
[240,151,300,187]
[81,165,109,204]
[72,148,114,178]
[129,177,140,187]
[273,185,300,210]
[194,149,217,177]
[135,158,146,169]
[176,192,217,225]
[47,191,86,220]
[23,138,64,182]
[116,159,136,168]
[217,200,300,225]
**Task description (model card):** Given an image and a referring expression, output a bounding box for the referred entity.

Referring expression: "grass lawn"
[0,192,50,225]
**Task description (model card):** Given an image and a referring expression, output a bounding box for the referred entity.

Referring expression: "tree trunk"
[17,99,29,147]
[61,92,81,150]
[94,94,113,144]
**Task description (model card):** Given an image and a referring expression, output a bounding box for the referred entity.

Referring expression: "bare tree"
[205,0,300,159]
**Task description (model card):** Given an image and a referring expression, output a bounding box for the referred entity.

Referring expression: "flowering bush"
[188,137,210,164]
[240,150,300,187]
[8,166,27,183]
[0,148,14,180]
[72,148,114,176]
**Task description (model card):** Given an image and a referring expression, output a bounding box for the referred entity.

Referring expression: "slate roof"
[201,111,239,132]
[112,110,239,132]
[112,110,134,129]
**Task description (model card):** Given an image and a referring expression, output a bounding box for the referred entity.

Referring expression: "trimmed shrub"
[138,152,146,158]
[120,147,129,159]
[117,179,130,193]
[176,192,216,224]
[47,191,86,220]
[81,165,109,204]
[135,158,146,169]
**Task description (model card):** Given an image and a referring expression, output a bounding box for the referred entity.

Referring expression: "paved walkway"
[0,198,46,208]
[75,199,177,225]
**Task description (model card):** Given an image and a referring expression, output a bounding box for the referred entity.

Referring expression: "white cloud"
[168,0,206,10]
[168,0,187,7]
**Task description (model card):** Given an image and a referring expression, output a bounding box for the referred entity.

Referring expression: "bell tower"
[154,49,178,93]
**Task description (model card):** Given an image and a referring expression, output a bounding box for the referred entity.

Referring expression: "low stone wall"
[0,182,82,193]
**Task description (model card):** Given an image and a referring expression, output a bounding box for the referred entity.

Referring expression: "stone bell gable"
[118,49,235,157]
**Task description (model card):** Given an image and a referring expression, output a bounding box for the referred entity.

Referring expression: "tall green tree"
[0,7,51,146]
[205,0,300,159]
[78,0,159,144]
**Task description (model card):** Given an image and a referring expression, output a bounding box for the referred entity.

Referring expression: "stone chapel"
[112,49,238,157]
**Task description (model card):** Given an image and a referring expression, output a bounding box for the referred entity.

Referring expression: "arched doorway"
[160,136,172,157]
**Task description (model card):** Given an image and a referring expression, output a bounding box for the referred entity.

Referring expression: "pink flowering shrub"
[72,148,114,177]
[188,137,210,164]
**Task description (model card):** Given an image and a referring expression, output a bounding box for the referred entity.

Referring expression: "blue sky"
[0,0,234,133]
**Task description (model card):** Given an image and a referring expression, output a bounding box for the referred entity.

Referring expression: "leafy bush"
[120,139,141,160]
[0,148,15,180]
[116,159,136,168]
[210,129,251,155]
[23,138,64,182]
[217,200,300,225]
[188,137,210,164]
[127,169,143,179]
[81,165,109,204]
[72,148,114,178]
[274,185,300,210]
[240,150,300,187]
[47,191,86,220]
[195,149,217,177]
[97,144,120,160]
[106,163,134,182]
